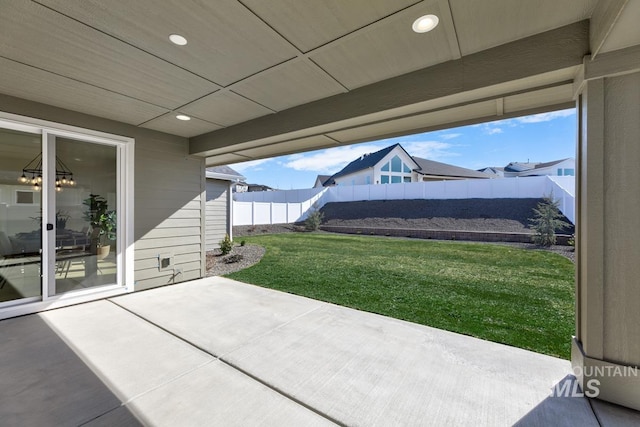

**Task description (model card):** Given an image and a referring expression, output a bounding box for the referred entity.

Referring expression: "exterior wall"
[0,94,205,292]
[205,179,229,251]
[333,169,372,186]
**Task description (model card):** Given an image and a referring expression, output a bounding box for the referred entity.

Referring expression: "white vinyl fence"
[233,176,575,226]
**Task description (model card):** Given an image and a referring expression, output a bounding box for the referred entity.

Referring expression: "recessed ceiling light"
[412,14,439,33]
[169,34,188,46]
[176,114,191,121]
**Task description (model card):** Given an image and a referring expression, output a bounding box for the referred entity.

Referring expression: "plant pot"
[96,245,110,260]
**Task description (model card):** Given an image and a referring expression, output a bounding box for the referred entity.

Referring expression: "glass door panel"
[0,129,42,304]
[54,138,117,294]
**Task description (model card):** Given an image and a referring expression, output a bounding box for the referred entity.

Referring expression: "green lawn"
[227,233,575,359]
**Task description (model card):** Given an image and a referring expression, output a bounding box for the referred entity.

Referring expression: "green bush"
[219,234,233,255]
[529,195,570,246]
[240,240,246,247]
[305,209,324,231]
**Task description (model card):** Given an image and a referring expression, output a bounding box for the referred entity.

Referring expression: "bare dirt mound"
[320,198,575,234]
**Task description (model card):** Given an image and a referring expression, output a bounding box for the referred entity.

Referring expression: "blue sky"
[229,108,576,189]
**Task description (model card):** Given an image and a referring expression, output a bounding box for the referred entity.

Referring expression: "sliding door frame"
[0,111,134,319]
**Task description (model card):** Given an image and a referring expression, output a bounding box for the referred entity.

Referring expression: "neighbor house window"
[366,176,371,185]
[379,155,413,184]
[557,168,563,176]
[564,168,574,176]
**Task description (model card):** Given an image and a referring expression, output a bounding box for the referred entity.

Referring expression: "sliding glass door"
[54,137,118,294]
[0,118,128,310]
[0,128,43,305]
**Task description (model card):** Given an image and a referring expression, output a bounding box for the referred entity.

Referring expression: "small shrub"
[225,254,243,264]
[529,194,571,247]
[240,240,246,247]
[219,234,233,255]
[305,209,324,231]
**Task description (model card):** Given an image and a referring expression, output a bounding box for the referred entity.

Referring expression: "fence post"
[251,201,255,226]
[270,202,273,225]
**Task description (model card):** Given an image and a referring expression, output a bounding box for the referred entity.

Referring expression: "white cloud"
[439,133,462,140]
[515,109,575,123]
[403,140,458,159]
[284,143,387,173]
[228,158,272,172]
[485,127,503,135]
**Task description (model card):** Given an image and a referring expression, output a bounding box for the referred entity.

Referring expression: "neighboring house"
[313,175,331,188]
[322,144,490,186]
[247,183,275,192]
[480,158,575,178]
[516,158,575,177]
[413,157,495,181]
[477,166,505,177]
[205,166,245,251]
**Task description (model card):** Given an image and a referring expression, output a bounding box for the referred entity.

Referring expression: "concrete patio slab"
[0,313,122,426]
[2,276,636,425]
[111,277,324,355]
[112,278,601,426]
[126,360,335,427]
[590,399,640,426]
[83,406,143,427]
[39,300,213,402]
[221,301,597,426]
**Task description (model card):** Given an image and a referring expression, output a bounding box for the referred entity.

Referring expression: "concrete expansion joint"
[105,299,342,424]
[217,357,345,427]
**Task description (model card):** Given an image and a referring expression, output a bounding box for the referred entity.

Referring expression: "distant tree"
[529,194,571,246]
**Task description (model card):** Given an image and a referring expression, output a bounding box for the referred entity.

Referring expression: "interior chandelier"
[19,153,76,192]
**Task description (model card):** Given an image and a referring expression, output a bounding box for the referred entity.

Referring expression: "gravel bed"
[234,223,304,237]
[320,199,575,234]
[206,244,266,276]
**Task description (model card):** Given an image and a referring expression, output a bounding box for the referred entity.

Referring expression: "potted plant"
[83,194,116,259]
[56,210,71,230]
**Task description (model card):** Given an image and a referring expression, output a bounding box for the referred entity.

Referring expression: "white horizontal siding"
[134,137,204,287]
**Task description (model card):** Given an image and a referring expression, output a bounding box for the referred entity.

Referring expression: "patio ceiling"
[0,1,637,165]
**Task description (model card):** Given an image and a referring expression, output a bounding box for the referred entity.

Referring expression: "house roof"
[477,167,505,174]
[504,162,539,172]
[534,158,572,169]
[413,157,492,179]
[206,165,245,181]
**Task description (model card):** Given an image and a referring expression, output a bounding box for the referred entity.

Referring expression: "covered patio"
[3,277,638,426]
[1,0,640,418]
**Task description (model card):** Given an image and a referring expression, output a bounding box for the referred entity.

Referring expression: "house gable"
[373,145,419,184]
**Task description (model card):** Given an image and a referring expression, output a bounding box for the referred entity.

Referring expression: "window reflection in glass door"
[0,128,42,304]
[55,138,117,294]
